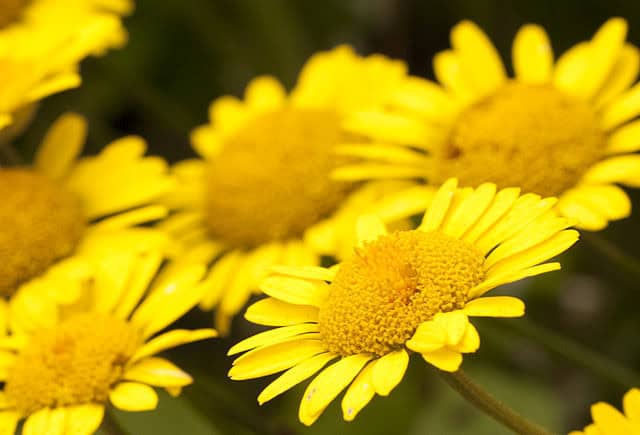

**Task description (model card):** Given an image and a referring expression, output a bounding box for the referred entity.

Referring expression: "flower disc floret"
[319,230,486,357]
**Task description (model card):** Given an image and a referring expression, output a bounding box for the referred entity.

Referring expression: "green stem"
[582,233,640,280]
[439,369,555,435]
[485,318,640,388]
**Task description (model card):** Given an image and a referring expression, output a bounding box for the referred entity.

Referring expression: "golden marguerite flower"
[0,0,131,131]
[0,112,173,317]
[336,18,640,231]
[0,245,216,434]
[571,388,640,435]
[228,178,578,426]
[161,45,431,334]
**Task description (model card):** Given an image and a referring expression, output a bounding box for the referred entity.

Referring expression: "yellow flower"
[0,112,173,316]
[161,45,420,334]
[0,244,217,433]
[571,388,640,435]
[0,0,131,131]
[336,18,640,231]
[228,178,578,426]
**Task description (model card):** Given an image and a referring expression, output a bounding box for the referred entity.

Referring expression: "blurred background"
[13,1,640,433]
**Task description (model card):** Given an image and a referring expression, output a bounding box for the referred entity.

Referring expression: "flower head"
[0,113,173,313]
[0,246,216,433]
[571,388,640,435]
[161,45,418,333]
[228,179,578,425]
[336,18,640,231]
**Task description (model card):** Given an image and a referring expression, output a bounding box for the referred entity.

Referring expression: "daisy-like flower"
[0,0,131,131]
[0,241,217,434]
[0,112,173,313]
[336,18,640,231]
[228,178,579,426]
[161,45,426,333]
[571,388,640,435]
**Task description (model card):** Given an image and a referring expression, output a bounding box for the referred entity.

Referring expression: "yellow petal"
[131,329,217,363]
[450,20,506,96]
[259,276,329,307]
[563,184,631,221]
[438,311,469,346]
[456,323,481,353]
[623,388,640,422]
[371,349,409,396]
[23,408,63,435]
[0,411,20,435]
[418,178,458,232]
[333,163,429,181]
[582,155,640,187]
[601,82,640,130]
[109,382,159,411]
[469,262,561,298]
[34,112,86,181]
[389,77,459,122]
[341,361,376,422]
[245,298,319,326]
[344,111,433,146]
[442,183,496,238]
[229,338,326,380]
[113,252,165,320]
[269,265,335,282]
[421,348,463,372]
[462,187,521,243]
[513,24,554,84]
[356,214,388,246]
[553,42,590,96]
[557,197,608,231]
[199,251,243,311]
[595,44,640,109]
[591,402,632,433]
[463,296,525,318]
[258,353,337,405]
[124,357,193,387]
[64,404,105,435]
[299,354,371,426]
[606,119,640,154]
[433,50,477,103]
[336,143,430,166]
[228,324,319,356]
[245,76,286,111]
[406,320,446,353]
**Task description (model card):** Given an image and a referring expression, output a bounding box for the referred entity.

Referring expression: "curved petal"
[371,349,409,396]
[513,24,554,84]
[341,361,376,421]
[244,298,318,326]
[109,382,159,411]
[34,112,86,181]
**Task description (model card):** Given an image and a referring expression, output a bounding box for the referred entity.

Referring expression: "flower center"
[5,313,141,415]
[204,108,353,247]
[0,0,29,29]
[434,82,605,197]
[319,230,485,357]
[0,168,86,296]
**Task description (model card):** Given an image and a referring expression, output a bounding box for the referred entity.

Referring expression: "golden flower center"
[0,0,28,28]
[434,82,605,197]
[319,230,486,357]
[204,108,353,247]
[0,168,86,296]
[5,313,141,415]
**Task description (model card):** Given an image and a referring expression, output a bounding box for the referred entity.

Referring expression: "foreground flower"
[336,18,640,231]
[0,248,216,433]
[571,388,640,434]
[161,45,420,333]
[229,179,578,425]
[0,1,132,131]
[0,112,173,312]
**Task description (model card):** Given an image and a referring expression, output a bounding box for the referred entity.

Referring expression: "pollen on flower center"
[434,82,605,196]
[319,230,486,357]
[204,108,353,247]
[5,313,141,415]
[0,168,86,296]
[0,0,29,28]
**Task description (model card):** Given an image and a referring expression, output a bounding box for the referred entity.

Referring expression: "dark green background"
[14,1,640,433]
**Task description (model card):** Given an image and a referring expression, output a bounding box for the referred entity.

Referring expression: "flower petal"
[421,348,463,372]
[34,113,86,181]
[371,349,409,396]
[244,298,319,326]
[341,361,376,421]
[513,24,554,84]
[418,178,458,232]
[109,382,159,411]
[259,276,329,307]
[228,324,319,356]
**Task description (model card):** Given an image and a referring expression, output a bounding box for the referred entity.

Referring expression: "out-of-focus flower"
[0,112,173,316]
[228,179,578,426]
[0,0,132,132]
[570,388,640,435]
[336,18,640,231]
[161,45,431,334]
[0,248,216,434]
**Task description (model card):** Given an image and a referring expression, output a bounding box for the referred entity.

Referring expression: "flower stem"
[438,369,555,435]
[582,232,640,281]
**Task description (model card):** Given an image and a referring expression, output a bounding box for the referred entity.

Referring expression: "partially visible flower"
[0,245,216,433]
[336,18,640,231]
[228,178,578,426]
[0,0,132,131]
[161,45,419,334]
[570,388,640,435]
[0,112,173,316]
